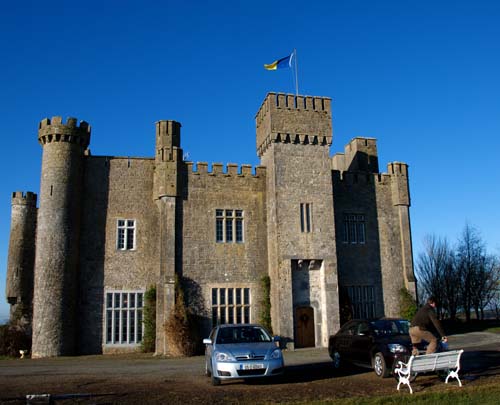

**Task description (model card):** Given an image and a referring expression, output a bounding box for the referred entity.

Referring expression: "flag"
[264,52,293,70]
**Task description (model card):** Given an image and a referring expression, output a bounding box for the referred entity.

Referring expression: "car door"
[334,321,358,362]
[350,321,373,366]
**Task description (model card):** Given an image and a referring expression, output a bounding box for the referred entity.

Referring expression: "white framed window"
[347,285,375,318]
[342,214,365,244]
[117,219,136,250]
[211,287,250,327]
[300,203,312,233]
[105,291,144,345]
[215,209,244,243]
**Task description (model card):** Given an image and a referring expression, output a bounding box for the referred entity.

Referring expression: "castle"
[6,92,416,357]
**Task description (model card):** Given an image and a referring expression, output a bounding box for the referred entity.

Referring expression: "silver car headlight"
[270,349,282,359]
[215,351,233,361]
[388,343,407,353]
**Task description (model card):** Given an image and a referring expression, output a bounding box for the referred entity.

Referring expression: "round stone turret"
[32,116,91,358]
[38,116,90,148]
[6,191,37,324]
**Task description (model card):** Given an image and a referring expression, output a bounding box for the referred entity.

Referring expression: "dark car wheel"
[331,350,341,370]
[211,373,221,386]
[373,352,390,378]
[211,361,221,386]
[392,356,418,382]
[436,368,451,382]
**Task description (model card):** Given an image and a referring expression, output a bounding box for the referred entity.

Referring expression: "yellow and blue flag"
[264,53,293,70]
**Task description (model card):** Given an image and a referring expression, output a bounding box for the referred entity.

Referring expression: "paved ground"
[0,331,499,404]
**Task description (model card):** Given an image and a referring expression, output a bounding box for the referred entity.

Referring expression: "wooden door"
[295,306,315,348]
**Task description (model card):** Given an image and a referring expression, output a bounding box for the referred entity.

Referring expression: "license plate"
[241,363,264,370]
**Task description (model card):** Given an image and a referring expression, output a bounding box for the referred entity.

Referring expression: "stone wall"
[78,156,160,354]
[180,162,268,337]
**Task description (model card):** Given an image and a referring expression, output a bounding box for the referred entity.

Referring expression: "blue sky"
[1,0,499,321]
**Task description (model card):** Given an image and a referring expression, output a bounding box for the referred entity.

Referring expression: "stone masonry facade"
[5,92,416,357]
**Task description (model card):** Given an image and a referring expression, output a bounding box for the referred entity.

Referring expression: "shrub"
[141,286,156,353]
[165,275,201,356]
[0,323,31,358]
[400,287,417,320]
[259,275,273,334]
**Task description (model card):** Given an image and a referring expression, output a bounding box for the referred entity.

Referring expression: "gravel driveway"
[1,332,499,404]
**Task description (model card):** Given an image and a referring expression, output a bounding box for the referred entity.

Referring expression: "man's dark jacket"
[410,303,446,337]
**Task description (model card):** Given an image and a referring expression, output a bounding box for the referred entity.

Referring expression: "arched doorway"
[295,306,315,347]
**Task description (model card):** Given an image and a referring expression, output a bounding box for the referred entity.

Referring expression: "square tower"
[256,93,340,349]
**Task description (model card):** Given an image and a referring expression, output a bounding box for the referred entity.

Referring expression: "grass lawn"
[303,379,500,405]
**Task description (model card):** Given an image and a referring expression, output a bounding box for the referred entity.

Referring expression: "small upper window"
[216,209,244,243]
[117,219,136,250]
[300,203,312,233]
[342,214,365,244]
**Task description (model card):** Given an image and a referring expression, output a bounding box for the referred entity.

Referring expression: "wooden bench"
[394,349,464,394]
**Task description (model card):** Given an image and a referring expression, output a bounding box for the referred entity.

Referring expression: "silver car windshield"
[216,326,272,344]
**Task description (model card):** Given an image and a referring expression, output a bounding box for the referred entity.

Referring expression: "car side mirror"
[272,336,281,342]
[203,338,212,345]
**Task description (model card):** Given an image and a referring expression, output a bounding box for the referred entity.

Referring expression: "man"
[409,296,447,355]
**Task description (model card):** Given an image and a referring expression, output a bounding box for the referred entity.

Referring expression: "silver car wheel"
[373,352,388,378]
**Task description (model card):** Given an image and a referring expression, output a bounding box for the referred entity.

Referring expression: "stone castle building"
[6,92,416,357]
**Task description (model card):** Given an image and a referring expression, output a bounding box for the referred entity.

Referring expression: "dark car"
[328,318,412,378]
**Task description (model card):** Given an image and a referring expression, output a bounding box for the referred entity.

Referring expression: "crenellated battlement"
[185,162,266,178]
[11,191,37,206]
[255,92,333,157]
[333,170,392,185]
[156,120,180,147]
[332,137,379,173]
[38,116,91,148]
[255,92,332,123]
[387,161,408,176]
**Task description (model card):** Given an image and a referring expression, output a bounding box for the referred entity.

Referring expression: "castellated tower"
[256,93,340,348]
[6,191,37,324]
[32,117,90,358]
[153,120,182,354]
[388,162,416,298]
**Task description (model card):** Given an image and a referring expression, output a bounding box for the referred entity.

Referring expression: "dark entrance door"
[295,306,315,348]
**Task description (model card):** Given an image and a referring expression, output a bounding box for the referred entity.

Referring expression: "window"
[215,209,244,243]
[342,214,365,244]
[211,287,250,327]
[105,291,144,345]
[347,285,375,319]
[300,203,312,233]
[117,219,136,250]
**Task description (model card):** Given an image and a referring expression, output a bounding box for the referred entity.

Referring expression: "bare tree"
[442,252,461,320]
[489,280,500,320]
[455,224,500,321]
[416,234,455,318]
[471,254,500,319]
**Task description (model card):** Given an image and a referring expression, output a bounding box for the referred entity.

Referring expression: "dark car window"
[339,321,358,336]
[357,322,370,335]
[370,320,410,336]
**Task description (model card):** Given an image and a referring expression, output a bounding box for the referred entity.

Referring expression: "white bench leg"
[445,370,462,387]
[397,376,413,394]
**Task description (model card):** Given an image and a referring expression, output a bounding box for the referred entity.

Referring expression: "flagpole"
[294,49,299,96]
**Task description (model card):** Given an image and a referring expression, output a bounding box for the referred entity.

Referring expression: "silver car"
[203,324,284,386]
